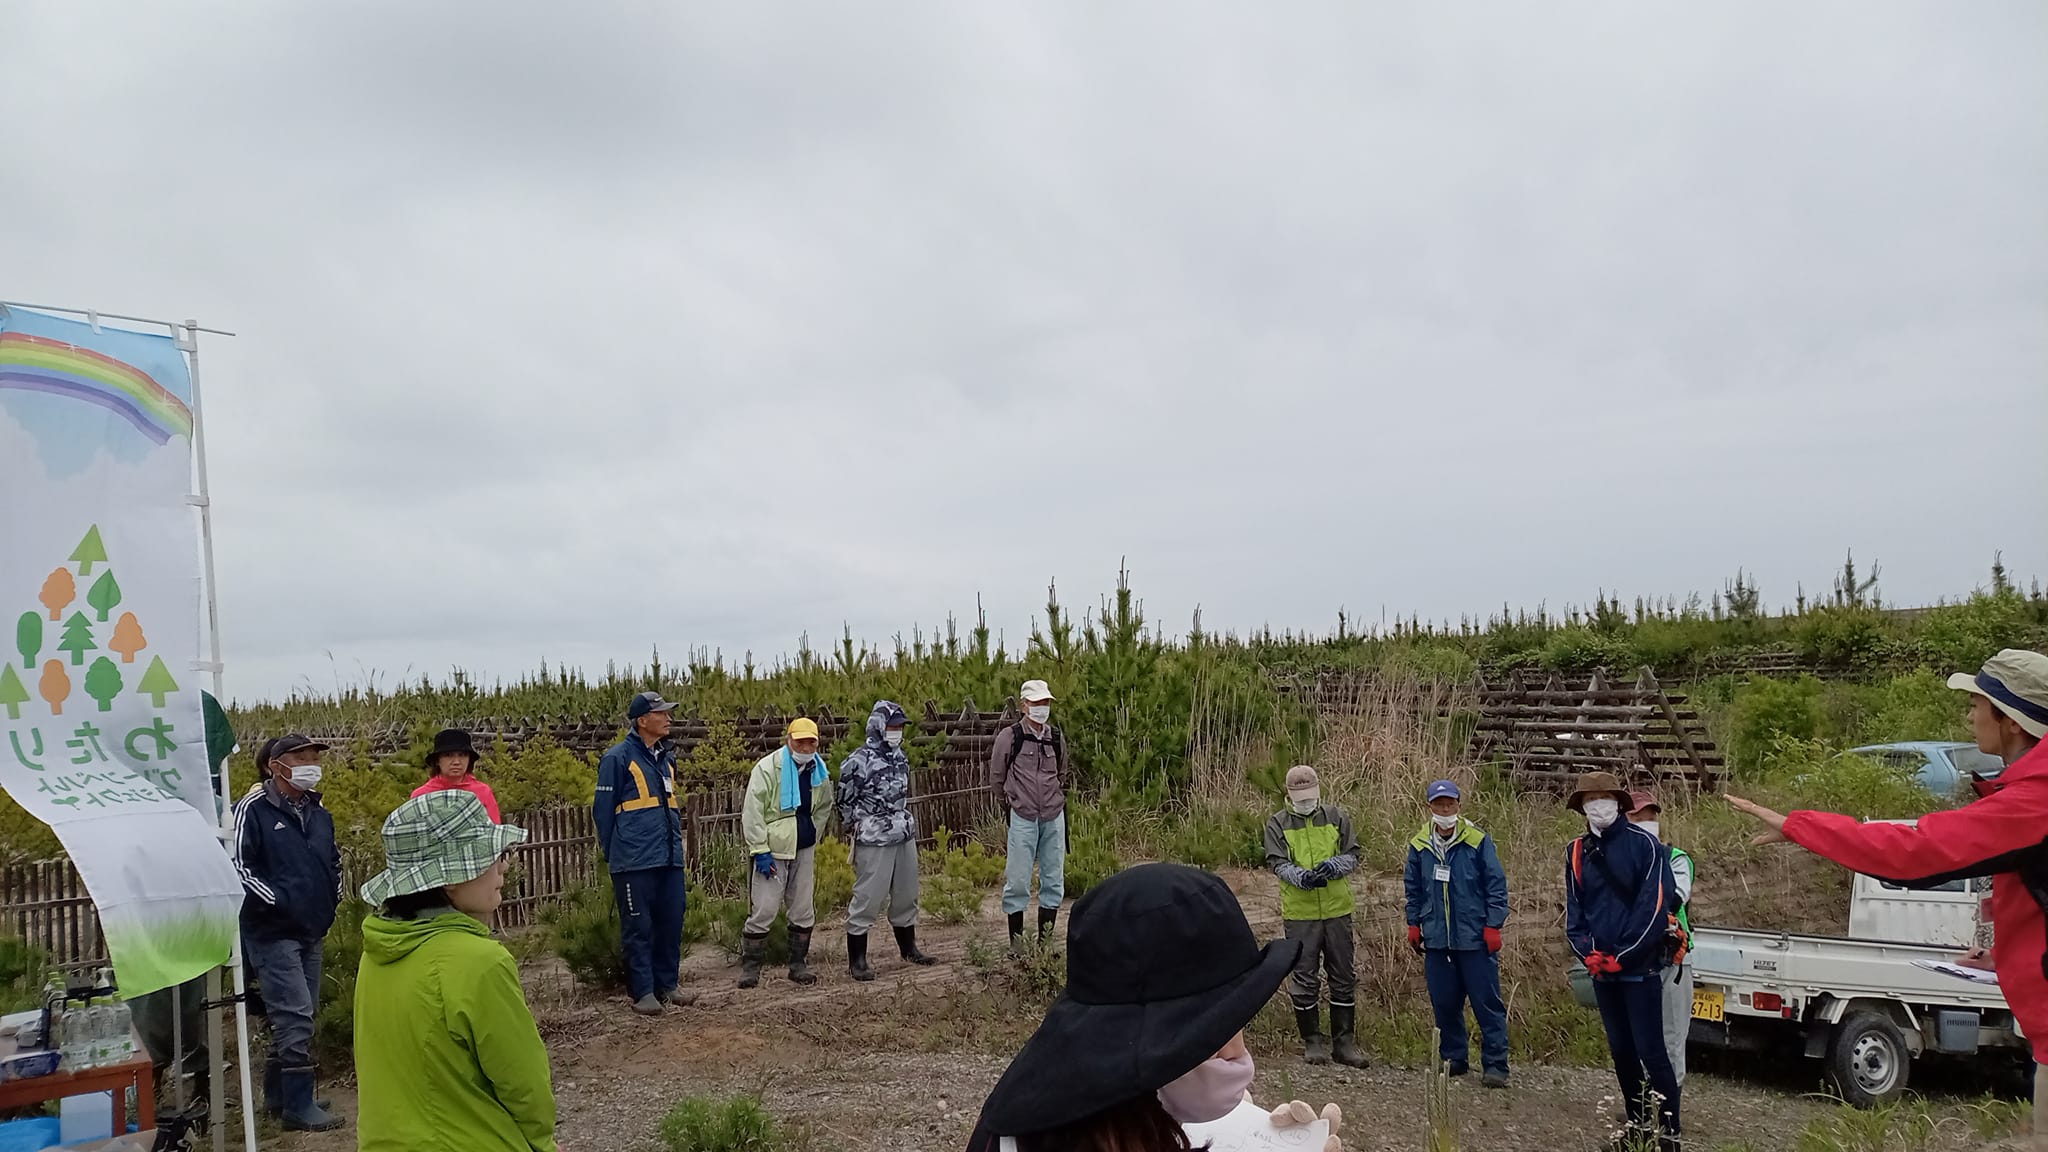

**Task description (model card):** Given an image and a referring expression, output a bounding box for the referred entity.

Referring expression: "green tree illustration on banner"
[57,613,95,666]
[69,526,108,576]
[14,613,39,668]
[137,656,179,708]
[87,572,121,622]
[84,658,123,712]
[0,665,26,720]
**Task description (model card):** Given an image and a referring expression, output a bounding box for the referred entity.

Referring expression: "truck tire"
[1828,1011,1911,1108]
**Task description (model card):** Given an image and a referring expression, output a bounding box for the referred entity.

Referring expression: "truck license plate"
[1692,988,1724,1023]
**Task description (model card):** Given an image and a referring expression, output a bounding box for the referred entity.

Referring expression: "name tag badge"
[1434,864,1453,883]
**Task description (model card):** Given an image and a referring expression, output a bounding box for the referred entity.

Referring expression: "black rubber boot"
[1295,1006,1330,1065]
[737,932,767,989]
[787,927,817,986]
[894,925,937,966]
[1007,910,1027,952]
[848,931,875,982]
[264,1061,327,1117]
[1037,906,1059,946]
[279,1066,343,1132]
[1329,1005,1369,1068]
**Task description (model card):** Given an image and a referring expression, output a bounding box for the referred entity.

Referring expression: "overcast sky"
[3,3,2043,704]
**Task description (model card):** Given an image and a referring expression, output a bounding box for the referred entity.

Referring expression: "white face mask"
[1289,795,1319,816]
[1635,820,1660,840]
[286,764,324,792]
[1026,704,1051,725]
[1431,813,1459,832]
[1583,798,1620,832]
[883,729,905,748]
[791,750,816,765]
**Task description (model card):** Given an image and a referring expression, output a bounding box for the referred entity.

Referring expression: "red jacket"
[411,775,502,823]
[1782,740,2048,1059]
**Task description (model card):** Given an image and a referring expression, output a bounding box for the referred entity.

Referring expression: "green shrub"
[542,871,625,990]
[1160,802,1266,871]
[0,936,49,1014]
[487,733,596,816]
[1794,606,1890,671]
[696,837,750,902]
[316,899,367,1066]
[704,896,789,963]
[1062,800,1121,900]
[660,1094,787,1152]
[1774,738,1940,821]
[1728,676,1825,777]
[920,826,1006,885]
[813,836,855,916]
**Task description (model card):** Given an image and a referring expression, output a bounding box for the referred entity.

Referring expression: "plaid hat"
[1628,789,1661,814]
[1949,649,2048,740]
[360,791,527,908]
[1426,779,1461,802]
[627,691,678,720]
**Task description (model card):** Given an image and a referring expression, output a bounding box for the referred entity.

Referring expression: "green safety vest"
[1280,814,1356,921]
[1670,846,1693,948]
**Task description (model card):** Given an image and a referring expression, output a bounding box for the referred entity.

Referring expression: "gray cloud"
[2,1,2042,701]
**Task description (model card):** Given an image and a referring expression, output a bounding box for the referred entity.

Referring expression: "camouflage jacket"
[837,702,916,847]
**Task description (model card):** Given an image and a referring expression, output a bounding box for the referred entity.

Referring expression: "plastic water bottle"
[60,1002,92,1071]
[107,998,133,1063]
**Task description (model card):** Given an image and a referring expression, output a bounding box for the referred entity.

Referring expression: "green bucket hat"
[360,790,527,908]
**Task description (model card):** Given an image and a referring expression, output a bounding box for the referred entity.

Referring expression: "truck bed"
[1691,925,2009,1012]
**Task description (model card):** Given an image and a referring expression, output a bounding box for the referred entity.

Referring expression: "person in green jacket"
[355,790,555,1151]
[738,717,835,989]
[1262,765,1367,1068]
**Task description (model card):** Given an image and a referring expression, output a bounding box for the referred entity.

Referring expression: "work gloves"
[1483,927,1503,954]
[1269,1101,1344,1152]
[1583,951,1622,976]
[752,853,777,879]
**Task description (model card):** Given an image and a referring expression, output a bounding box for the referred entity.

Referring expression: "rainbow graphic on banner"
[0,331,194,444]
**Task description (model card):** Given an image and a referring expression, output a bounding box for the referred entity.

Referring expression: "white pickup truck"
[1686,868,2026,1107]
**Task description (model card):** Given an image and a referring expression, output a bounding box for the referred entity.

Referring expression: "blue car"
[1849,741,2006,799]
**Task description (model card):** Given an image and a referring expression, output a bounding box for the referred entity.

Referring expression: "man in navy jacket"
[594,692,692,1015]
[1564,772,1681,1144]
[1403,779,1510,1086]
[233,733,343,1132]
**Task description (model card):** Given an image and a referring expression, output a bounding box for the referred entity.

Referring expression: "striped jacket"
[233,780,342,941]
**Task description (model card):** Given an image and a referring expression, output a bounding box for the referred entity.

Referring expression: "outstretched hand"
[1269,1101,1342,1152]
[1724,795,1791,846]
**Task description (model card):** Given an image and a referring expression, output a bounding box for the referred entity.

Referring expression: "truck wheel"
[1827,1011,1911,1107]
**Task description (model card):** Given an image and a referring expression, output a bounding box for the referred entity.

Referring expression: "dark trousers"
[1423,948,1509,1074]
[614,866,687,1001]
[131,974,207,1080]
[1283,915,1357,1010]
[1593,976,1681,1135]
[244,934,323,1070]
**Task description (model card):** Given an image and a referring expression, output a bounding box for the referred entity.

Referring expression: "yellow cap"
[787,717,820,741]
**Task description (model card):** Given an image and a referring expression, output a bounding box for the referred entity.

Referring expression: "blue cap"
[628,691,678,720]
[1426,779,1462,802]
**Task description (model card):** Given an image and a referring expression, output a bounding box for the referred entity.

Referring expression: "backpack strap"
[1003,721,1063,779]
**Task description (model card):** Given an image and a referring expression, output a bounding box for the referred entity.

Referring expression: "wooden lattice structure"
[1466,667,1723,792]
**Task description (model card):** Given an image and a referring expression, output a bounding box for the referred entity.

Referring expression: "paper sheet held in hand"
[1181,1099,1328,1152]
[1912,959,2000,986]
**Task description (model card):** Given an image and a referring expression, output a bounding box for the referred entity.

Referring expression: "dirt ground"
[267,869,2027,1152]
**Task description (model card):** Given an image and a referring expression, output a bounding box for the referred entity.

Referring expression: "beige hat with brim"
[1566,771,1636,814]
[1948,649,2048,740]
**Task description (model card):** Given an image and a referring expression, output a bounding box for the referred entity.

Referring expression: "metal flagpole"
[178,320,260,1152]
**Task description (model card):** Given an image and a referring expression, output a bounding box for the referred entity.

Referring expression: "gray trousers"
[848,840,919,933]
[1284,915,1357,1010]
[1661,961,1692,1087]
[747,847,817,933]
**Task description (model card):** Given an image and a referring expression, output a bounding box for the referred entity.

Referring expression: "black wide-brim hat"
[976,863,1300,1137]
[427,728,479,767]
